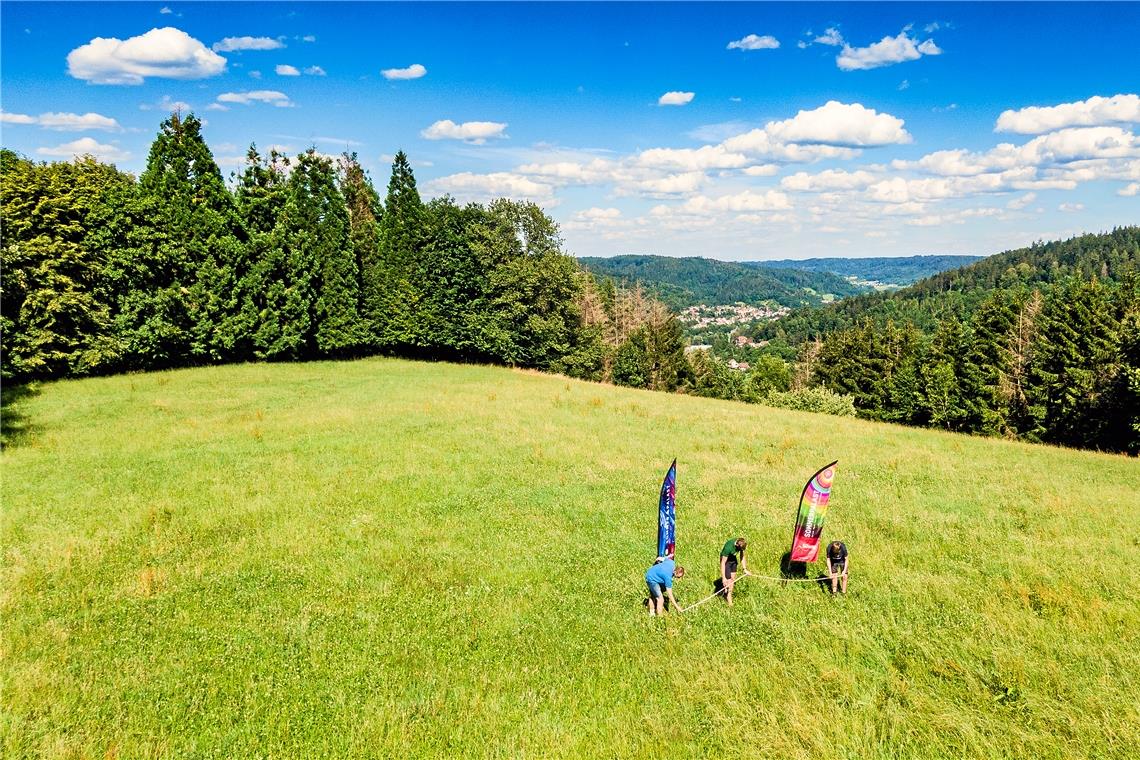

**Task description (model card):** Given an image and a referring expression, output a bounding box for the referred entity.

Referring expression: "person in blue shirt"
[645,558,685,616]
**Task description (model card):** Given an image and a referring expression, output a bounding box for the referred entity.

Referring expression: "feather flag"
[657,459,676,560]
[789,460,838,563]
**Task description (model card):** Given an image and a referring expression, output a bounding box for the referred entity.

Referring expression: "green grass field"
[3,358,1138,759]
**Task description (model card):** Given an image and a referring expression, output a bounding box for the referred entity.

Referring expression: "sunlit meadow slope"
[3,358,1137,759]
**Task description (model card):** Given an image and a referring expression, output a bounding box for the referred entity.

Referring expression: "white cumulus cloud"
[37,112,121,131]
[276,64,300,76]
[0,111,37,125]
[1119,182,1139,196]
[425,171,556,204]
[658,91,695,106]
[4,111,122,131]
[764,101,912,147]
[68,27,227,84]
[636,145,750,171]
[304,65,326,76]
[1007,192,1037,210]
[836,30,942,71]
[216,90,293,107]
[675,190,792,214]
[626,171,707,196]
[420,119,508,144]
[995,94,1140,135]
[36,137,131,162]
[382,63,426,80]
[814,28,845,46]
[727,34,780,51]
[211,36,284,52]
[781,169,878,192]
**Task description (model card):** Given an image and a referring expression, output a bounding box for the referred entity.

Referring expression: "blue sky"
[2,2,1138,259]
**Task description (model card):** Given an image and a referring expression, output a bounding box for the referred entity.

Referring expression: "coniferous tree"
[418,196,493,357]
[338,153,384,348]
[125,112,244,366]
[918,318,984,431]
[376,150,425,347]
[254,149,358,358]
[1024,278,1118,447]
[222,145,290,357]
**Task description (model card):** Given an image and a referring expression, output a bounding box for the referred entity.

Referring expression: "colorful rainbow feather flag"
[789,460,839,563]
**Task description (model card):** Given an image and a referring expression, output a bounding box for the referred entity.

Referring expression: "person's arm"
[741,550,749,574]
[720,554,728,580]
[667,587,682,612]
[842,556,849,575]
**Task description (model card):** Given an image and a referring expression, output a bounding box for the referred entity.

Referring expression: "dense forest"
[750,229,1140,453]
[749,254,985,286]
[1,113,696,394]
[577,254,864,310]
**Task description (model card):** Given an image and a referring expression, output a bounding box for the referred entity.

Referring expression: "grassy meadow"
[2,358,1138,759]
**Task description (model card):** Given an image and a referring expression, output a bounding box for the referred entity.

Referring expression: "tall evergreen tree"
[375,150,425,347]
[338,153,384,348]
[228,145,290,358]
[253,150,358,358]
[122,112,244,366]
[1024,277,1119,447]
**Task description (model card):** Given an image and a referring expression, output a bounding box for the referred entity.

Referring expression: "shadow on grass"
[1,383,41,449]
[779,551,834,594]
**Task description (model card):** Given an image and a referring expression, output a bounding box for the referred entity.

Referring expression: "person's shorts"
[828,563,846,575]
[647,580,665,599]
[724,557,738,578]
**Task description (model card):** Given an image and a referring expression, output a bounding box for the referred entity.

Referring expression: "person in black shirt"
[826,540,848,594]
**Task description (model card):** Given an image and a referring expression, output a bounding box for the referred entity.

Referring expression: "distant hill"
[748,254,985,286]
[577,254,865,310]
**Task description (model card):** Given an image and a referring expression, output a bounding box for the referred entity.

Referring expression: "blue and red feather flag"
[657,459,677,560]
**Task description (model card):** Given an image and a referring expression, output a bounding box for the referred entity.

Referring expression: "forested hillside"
[749,254,985,286]
[750,228,1140,453]
[577,254,864,309]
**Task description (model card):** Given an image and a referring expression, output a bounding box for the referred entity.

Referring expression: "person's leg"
[840,569,848,594]
[828,563,838,594]
[725,571,735,605]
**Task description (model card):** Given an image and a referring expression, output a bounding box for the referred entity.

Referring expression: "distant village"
[680,302,786,371]
[678,302,791,329]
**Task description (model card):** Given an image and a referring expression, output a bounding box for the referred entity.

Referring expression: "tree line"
[0,112,711,401]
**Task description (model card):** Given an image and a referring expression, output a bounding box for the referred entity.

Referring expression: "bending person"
[645,557,685,616]
[719,537,748,606]
[826,540,849,595]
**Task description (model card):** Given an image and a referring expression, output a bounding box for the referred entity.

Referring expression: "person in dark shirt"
[719,537,749,606]
[826,540,848,594]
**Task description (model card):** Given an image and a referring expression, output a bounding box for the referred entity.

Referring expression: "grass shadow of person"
[779,551,808,579]
[779,550,832,593]
[1,383,41,450]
